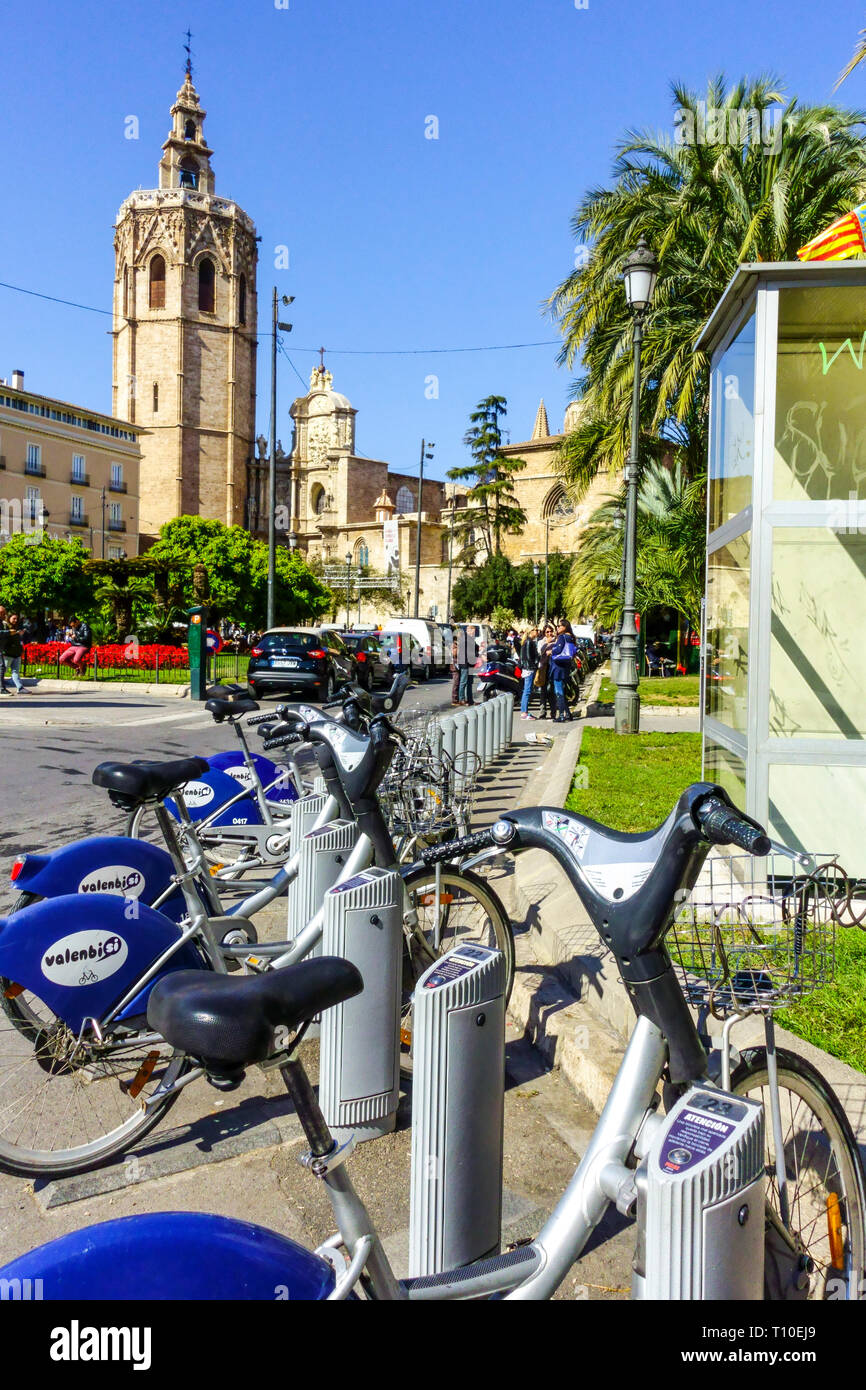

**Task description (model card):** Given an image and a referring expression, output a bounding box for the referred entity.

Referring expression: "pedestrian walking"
[0,607,9,695]
[519,627,539,719]
[58,618,93,676]
[549,619,579,722]
[3,615,30,694]
[535,623,555,719]
[457,624,477,706]
[450,632,460,705]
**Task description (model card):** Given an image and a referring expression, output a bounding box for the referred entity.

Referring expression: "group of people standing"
[516,619,581,722]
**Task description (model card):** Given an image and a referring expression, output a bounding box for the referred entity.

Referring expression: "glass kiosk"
[698,262,866,874]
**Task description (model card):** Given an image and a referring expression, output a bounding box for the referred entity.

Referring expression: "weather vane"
[184,28,193,78]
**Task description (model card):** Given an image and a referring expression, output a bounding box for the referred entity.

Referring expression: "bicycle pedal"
[242,954,270,973]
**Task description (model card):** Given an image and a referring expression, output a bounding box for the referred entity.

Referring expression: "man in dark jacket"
[0,607,8,694]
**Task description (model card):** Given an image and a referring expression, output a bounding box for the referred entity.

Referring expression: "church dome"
[307,364,351,411]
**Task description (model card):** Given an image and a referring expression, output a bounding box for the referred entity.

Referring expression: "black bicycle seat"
[147,958,363,1080]
[92,756,211,809]
[205,696,259,722]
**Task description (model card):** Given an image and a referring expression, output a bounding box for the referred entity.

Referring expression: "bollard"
[452,709,469,792]
[483,696,495,763]
[496,693,507,755]
[464,704,481,769]
[439,714,457,779]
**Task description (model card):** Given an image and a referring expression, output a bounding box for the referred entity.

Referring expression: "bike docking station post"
[188,606,208,701]
[287,819,359,950]
[319,867,402,1144]
[408,944,505,1277]
[284,793,330,936]
[632,1087,765,1299]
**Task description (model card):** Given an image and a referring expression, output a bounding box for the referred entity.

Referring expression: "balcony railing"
[70,471,90,486]
[109,480,127,493]
[108,519,127,532]
[68,513,89,528]
[24,463,46,478]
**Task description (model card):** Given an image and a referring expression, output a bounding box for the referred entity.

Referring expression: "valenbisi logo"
[78,865,145,898]
[41,931,128,987]
[181,780,216,807]
[50,1320,151,1371]
[225,764,255,788]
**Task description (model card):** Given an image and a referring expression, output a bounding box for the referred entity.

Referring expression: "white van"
[384,618,449,680]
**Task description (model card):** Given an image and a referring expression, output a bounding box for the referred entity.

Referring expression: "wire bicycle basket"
[668,850,844,1015]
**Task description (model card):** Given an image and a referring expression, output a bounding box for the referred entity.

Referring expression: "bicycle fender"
[0,894,205,1032]
[10,835,188,922]
[208,752,298,805]
[165,767,263,827]
[0,1211,336,1300]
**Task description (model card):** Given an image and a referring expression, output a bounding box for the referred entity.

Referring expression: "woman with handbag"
[518,627,539,719]
[534,623,555,720]
[548,619,579,723]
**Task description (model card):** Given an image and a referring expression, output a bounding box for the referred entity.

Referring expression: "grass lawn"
[565,727,703,831]
[597,674,700,707]
[566,727,866,1070]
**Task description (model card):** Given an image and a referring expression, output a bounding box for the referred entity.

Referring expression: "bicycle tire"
[399,864,514,1075]
[0,982,193,1178]
[731,1046,866,1300]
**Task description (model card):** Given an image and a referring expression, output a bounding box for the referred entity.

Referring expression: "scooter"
[476,645,522,702]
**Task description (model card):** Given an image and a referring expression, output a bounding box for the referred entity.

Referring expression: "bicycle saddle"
[92,756,211,809]
[147,958,363,1081]
[205,696,259,722]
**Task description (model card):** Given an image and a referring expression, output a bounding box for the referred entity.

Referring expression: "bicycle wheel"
[0,984,192,1178]
[399,865,514,1073]
[731,1047,866,1300]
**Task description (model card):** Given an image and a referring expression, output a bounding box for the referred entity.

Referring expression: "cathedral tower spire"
[112,66,258,540]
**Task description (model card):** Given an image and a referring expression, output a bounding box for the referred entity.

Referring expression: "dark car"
[246,627,357,701]
[340,632,393,690]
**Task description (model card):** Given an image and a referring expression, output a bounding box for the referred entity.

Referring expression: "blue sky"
[1,0,863,481]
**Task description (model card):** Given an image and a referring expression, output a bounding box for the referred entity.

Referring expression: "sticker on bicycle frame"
[180,780,216,807]
[41,930,129,987]
[77,865,145,899]
[325,725,365,772]
[659,1108,737,1174]
[224,766,255,788]
[542,810,590,859]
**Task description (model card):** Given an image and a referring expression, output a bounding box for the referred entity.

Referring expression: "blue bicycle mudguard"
[208,751,299,806]
[0,1211,336,1300]
[0,894,206,1032]
[10,835,188,923]
[164,766,263,827]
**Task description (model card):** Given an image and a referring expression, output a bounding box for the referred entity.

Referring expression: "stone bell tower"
[112,63,258,542]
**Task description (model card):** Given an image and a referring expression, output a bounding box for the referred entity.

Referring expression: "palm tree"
[549,77,866,492]
[565,459,707,631]
[835,29,866,88]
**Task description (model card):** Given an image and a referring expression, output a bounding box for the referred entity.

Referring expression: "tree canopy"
[447,396,527,561]
[0,534,93,619]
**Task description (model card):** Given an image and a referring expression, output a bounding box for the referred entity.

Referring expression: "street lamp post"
[267,288,295,631]
[345,551,352,630]
[614,235,658,735]
[413,440,434,618]
[532,561,539,625]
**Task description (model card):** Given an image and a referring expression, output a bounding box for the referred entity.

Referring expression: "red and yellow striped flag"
[798,205,866,262]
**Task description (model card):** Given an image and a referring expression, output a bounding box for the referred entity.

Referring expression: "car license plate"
[272,659,299,668]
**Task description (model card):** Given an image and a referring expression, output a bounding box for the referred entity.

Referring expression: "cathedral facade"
[112,70,258,542]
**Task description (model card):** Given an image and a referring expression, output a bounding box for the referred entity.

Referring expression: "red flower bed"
[24,642,189,670]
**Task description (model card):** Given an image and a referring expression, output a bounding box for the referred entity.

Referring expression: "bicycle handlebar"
[694,796,771,856]
[420,819,515,865]
[246,711,277,727]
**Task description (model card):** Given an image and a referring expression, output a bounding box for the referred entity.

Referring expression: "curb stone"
[22,679,191,698]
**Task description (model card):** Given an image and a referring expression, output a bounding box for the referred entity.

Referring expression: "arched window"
[396,486,414,514]
[198,257,215,313]
[153,382,159,414]
[122,265,128,316]
[148,255,166,310]
[543,484,575,520]
[354,538,369,568]
[238,274,247,325]
[441,532,450,565]
[184,118,196,141]
[179,156,199,190]
[311,483,327,516]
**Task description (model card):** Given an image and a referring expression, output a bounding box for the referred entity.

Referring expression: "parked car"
[382,618,449,680]
[340,631,394,690]
[246,627,357,701]
[379,629,425,679]
[575,637,600,672]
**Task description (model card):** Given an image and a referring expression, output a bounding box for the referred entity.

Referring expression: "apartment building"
[0,370,142,557]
